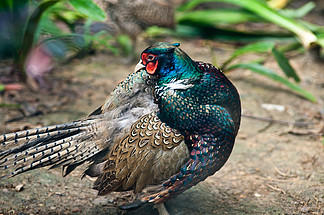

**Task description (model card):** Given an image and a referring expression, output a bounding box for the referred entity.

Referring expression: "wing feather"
[94,112,189,195]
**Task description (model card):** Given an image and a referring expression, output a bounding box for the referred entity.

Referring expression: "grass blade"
[221,41,275,70]
[279,2,315,19]
[177,9,260,25]
[173,24,295,42]
[272,47,300,82]
[227,63,317,102]
[15,0,59,79]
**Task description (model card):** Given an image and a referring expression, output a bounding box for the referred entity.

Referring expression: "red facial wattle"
[142,53,158,75]
[146,61,158,74]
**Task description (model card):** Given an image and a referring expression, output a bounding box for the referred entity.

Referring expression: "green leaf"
[279,2,315,19]
[272,47,300,82]
[49,3,87,24]
[221,41,275,70]
[35,14,63,43]
[117,35,133,56]
[177,9,260,25]
[145,26,173,37]
[0,103,21,108]
[172,24,296,42]
[69,0,106,21]
[179,0,317,48]
[227,63,317,102]
[0,84,5,92]
[15,0,60,79]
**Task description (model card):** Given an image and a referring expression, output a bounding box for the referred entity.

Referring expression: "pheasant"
[0,42,241,214]
[82,0,176,59]
[92,0,175,39]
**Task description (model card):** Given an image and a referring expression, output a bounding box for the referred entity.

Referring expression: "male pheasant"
[0,42,241,213]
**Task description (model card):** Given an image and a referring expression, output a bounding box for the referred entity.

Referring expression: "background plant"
[0,0,108,83]
[0,0,322,102]
[147,0,323,102]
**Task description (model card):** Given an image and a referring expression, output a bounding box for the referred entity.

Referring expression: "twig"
[265,184,286,195]
[257,176,298,183]
[242,113,314,127]
[275,167,297,178]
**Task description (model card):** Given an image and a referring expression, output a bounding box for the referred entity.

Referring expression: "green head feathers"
[139,42,202,83]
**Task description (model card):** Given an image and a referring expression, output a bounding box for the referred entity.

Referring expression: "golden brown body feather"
[94,112,189,195]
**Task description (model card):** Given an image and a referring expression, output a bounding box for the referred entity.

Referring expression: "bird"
[93,0,175,39]
[80,0,176,59]
[0,42,241,214]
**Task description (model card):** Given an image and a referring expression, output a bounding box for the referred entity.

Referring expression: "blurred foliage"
[0,0,108,80]
[147,0,322,102]
[0,0,322,102]
[221,41,316,102]
[177,0,322,51]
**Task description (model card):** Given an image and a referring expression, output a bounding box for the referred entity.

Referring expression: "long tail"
[0,115,106,178]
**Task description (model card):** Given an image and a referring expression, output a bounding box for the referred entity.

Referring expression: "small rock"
[92,196,114,206]
[50,206,56,210]
[15,184,24,192]
[261,103,285,112]
[300,206,311,213]
[72,208,81,213]
[254,193,261,197]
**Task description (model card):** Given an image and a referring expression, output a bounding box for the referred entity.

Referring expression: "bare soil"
[0,39,323,215]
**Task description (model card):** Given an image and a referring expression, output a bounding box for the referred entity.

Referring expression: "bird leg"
[153,203,169,215]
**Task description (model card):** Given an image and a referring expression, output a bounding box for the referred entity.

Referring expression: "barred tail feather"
[0,116,106,178]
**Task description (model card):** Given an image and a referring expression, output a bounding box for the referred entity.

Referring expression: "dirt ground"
[0,38,323,215]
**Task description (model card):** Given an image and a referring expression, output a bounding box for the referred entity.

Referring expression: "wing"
[142,131,236,204]
[93,112,190,195]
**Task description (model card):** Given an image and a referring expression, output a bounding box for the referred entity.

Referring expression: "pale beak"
[134,59,146,73]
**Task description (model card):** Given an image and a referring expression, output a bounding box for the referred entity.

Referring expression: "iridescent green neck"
[158,48,202,84]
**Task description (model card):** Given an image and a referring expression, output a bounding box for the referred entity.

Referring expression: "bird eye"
[146,54,156,62]
[141,53,158,66]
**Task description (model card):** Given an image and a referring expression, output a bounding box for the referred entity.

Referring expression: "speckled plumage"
[92,0,175,39]
[0,42,241,211]
[132,43,241,203]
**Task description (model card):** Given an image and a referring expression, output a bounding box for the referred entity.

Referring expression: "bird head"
[135,42,202,84]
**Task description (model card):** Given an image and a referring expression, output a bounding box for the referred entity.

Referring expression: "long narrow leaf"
[35,15,63,42]
[0,103,21,108]
[16,0,59,79]
[227,63,317,102]
[272,47,300,82]
[221,41,275,70]
[175,24,295,42]
[69,0,106,21]
[177,9,261,25]
[179,0,317,48]
[279,2,315,19]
